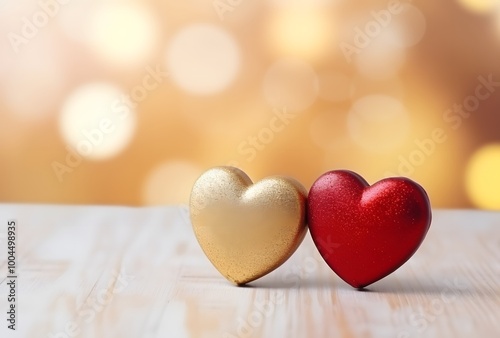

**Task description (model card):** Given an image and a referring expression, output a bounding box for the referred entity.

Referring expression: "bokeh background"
[1,0,500,209]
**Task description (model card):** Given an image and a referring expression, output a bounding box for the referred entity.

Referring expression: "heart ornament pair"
[189,166,431,288]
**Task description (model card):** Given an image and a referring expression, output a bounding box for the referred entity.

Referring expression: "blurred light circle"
[56,0,94,42]
[457,0,499,13]
[262,59,319,112]
[392,4,427,48]
[142,161,202,205]
[309,110,348,150]
[318,72,354,102]
[0,37,66,120]
[266,6,335,61]
[59,83,137,160]
[347,95,410,153]
[465,144,500,210]
[166,24,241,95]
[354,28,406,80]
[86,3,159,68]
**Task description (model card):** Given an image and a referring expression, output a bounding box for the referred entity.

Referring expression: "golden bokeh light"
[457,0,499,13]
[166,24,241,95]
[56,0,94,42]
[354,28,406,80]
[392,4,427,48]
[266,5,336,61]
[465,144,500,210]
[347,95,410,153]
[86,3,159,68]
[1,37,66,120]
[59,82,137,160]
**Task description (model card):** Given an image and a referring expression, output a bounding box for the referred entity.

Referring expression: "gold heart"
[189,166,307,285]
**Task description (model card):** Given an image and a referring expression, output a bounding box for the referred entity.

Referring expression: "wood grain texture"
[0,205,499,338]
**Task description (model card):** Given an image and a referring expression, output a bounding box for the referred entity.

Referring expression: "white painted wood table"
[0,205,499,338]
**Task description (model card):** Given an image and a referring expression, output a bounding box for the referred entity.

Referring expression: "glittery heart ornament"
[190,166,307,285]
[308,170,431,289]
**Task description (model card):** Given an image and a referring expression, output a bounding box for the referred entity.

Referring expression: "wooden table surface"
[0,204,499,338]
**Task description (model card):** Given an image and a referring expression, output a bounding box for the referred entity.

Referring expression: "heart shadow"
[251,273,338,289]
[252,275,491,298]
[337,276,490,297]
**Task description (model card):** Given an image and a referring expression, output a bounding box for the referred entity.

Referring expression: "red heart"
[308,170,431,289]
